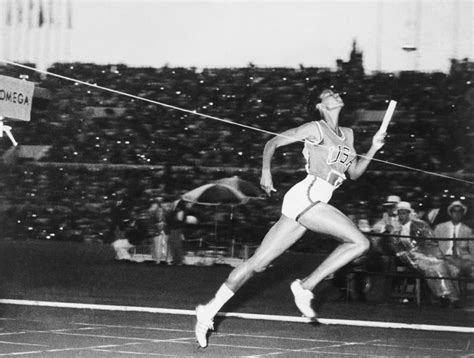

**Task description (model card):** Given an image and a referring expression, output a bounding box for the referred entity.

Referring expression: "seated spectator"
[426,195,443,225]
[434,201,473,280]
[391,201,460,306]
[370,195,402,264]
[372,195,401,234]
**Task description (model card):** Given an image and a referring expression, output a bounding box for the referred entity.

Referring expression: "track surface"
[0,240,472,357]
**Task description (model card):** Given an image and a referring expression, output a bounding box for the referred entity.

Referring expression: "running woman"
[195,88,386,348]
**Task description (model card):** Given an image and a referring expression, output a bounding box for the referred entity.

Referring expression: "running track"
[0,240,472,357]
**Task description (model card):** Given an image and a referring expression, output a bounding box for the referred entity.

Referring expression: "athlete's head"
[306,88,344,116]
[318,89,344,111]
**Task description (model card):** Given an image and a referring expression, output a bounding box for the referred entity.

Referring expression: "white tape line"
[0,340,47,347]
[1,299,472,333]
[0,299,193,315]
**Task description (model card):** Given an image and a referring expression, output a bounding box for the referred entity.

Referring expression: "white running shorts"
[281,175,335,221]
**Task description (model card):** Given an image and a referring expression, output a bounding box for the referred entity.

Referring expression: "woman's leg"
[225,215,307,291]
[195,215,306,347]
[297,202,370,291]
[205,215,306,313]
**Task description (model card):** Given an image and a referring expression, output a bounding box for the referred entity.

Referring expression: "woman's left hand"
[260,170,276,196]
[372,131,386,151]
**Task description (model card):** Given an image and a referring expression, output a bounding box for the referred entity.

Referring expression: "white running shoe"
[290,279,316,319]
[194,305,214,348]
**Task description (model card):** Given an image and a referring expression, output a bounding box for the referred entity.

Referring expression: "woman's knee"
[345,235,370,254]
[356,236,370,254]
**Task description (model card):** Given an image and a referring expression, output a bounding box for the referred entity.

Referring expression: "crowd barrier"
[128,237,259,267]
[343,232,474,306]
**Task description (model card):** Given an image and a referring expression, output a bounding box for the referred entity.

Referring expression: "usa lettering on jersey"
[326,145,353,168]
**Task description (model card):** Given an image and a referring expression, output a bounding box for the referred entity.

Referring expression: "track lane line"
[1,298,473,333]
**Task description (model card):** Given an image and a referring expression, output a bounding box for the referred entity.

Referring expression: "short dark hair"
[306,87,320,115]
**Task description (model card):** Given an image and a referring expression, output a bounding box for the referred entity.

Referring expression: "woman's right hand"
[260,170,276,196]
[371,131,386,151]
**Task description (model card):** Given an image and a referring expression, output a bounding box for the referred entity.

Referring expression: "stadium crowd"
[0,53,472,246]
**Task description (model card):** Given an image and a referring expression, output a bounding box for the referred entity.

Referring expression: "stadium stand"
[0,57,472,244]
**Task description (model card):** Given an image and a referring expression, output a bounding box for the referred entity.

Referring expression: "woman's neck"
[322,108,341,130]
[323,112,342,135]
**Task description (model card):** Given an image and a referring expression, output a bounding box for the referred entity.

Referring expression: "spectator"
[110,192,135,261]
[434,201,473,280]
[371,195,402,261]
[166,200,189,265]
[426,195,442,225]
[372,195,401,234]
[127,207,149,248]
[148,196,169,264]
[391,201,460,306]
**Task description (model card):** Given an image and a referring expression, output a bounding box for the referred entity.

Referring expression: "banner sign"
[0,75,35,122]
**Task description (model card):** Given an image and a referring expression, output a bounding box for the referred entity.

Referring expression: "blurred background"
[0,0,472,251]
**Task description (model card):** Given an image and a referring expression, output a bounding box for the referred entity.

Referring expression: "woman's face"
[320,90,344,110]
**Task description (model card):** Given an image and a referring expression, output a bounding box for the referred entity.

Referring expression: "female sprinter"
[195,89,386,348]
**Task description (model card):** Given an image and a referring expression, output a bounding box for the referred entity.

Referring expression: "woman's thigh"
[249,215,307,266]
[298,202,366,244]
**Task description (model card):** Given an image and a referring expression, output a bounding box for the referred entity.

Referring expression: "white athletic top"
[302,121,356,187]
